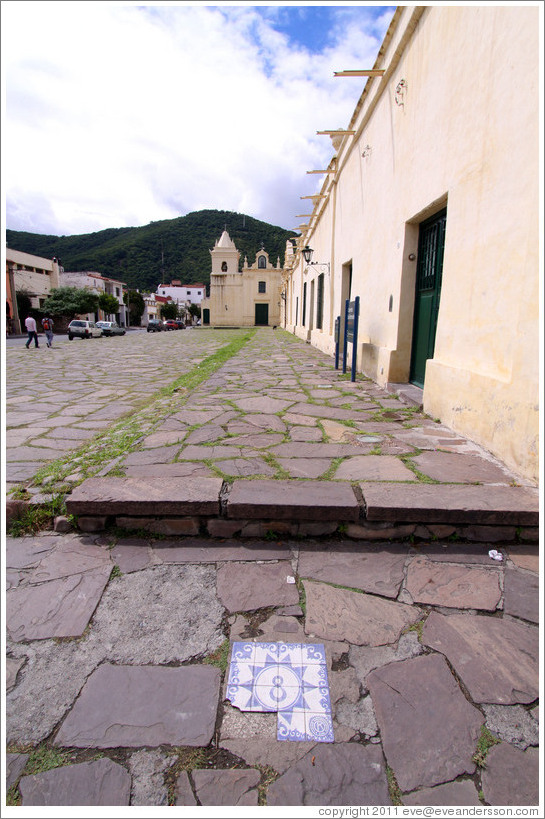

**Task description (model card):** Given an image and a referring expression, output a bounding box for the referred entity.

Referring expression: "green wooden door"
[410,209,447,388]
[202,308,210,325]
[255,303,269,326]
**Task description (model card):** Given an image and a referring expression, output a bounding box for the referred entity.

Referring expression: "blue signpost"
[334,316,340,369]
[343,297,360,381]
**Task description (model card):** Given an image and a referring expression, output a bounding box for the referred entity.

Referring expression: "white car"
[96,321,126,336]
[67,320,102,340]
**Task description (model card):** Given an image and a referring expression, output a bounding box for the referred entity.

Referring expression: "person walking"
[24,315,40,348]
[41,315,54,347]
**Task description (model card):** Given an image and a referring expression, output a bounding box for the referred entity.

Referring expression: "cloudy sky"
[3,1,395,237]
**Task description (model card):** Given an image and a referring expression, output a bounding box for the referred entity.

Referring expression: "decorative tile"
[301,643,327,665]
[226,642,334,742]
[277,709,307,742]
[305,712,334,742]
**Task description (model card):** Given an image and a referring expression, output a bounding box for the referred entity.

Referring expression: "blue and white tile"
[277,642,303,665]
[230,641,256,664]
[301,643,327,665]
[277,709,307,742]
[226,682,256,711]
[305,712,334,743]
[253,642,281,666]
[302,682,332,714]
[299,662,329,687]
[227,660,255,688]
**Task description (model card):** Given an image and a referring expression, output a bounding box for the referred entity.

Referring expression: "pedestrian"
[24,315,40,348]
[41,315,54,347]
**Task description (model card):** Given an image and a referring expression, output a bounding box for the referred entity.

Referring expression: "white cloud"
[2,1,395,235]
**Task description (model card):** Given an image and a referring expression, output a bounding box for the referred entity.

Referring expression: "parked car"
[175,320,186,329]
[164,320,178,330]
[67,320,102,340]
[96,321,126,336]
[146,319,164,332]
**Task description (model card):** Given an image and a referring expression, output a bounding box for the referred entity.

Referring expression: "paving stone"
[6,753,28,790]
[175,771,198,806]
[66,476,223,516]
[27,537,112,583]
[126,463,216,479]
[226,479,359,521]
[505,545,539,573]
[192,769,260,806]
[348,631,424,691]
[267,743,391,806]
[277,458,332,478]
[180,444,250,460]
[298,521,340,536]
[411,451,511,484]
[5,534,66,569]
[121,447,179,465]
[242,413,287,432]
[402,780,481,806]
[320,419,357,442]
[405,556,501,610]
[335,455,416,481]
[361,483,539,525]
[287,402,372,422]
[277,604,304,617]
[283,412,319,427]
[329,667,361,706]
[290,426,324,442]
[459,524,517,542]
[255,613,307,639]
[304,580,419,645]
[128,749,170,806]
[139,431,187,448]
[214,457,278,477]
[6,657,25,691]
[422,611,538,704]
[54,664,221,748]
[224,432,285,448]
[503,567,539,623]
[413,543,502,564]
[110,539,153,573]
[234,396,295,413]
[183,425,226,444]
[77,516,109,532]
[367,653,482,791]
[153,539,291,563]
[346,522,417,540]
[482,704,540,749]
[7,566,111,641]
[481,744,539,806]
[220,703,278,741]
[19,758,131,806]
[217,561,300,612]
[146,518,201,536]
[298,543,407,598]
[271,442,365,458]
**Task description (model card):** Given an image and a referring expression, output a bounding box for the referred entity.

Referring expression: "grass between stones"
[472,726,501,768]
[203,639,230,674]
[8,331,256,534]
[386,765,403,805]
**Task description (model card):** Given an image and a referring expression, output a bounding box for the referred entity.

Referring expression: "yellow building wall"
[286,5,539,482]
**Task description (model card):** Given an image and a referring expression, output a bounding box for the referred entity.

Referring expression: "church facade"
[201,230,283,328]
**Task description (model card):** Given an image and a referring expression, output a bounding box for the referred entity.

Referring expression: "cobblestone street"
[4,327,540,809]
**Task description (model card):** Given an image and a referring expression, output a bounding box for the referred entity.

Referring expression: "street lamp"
[301,246,330,273]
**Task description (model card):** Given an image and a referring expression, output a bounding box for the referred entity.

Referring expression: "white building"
[60,271,128,325]
[156,280,206,306]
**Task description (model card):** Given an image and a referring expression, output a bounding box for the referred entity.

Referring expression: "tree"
[188,303,201,320]
[160,302,178,320]
[42,287,99,319]
[98,292,121,316]
[125,290,145,326]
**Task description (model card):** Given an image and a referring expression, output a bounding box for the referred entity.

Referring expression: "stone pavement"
[5,532,540,807]
[4,326,541,807]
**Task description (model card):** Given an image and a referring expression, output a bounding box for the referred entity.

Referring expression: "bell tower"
[210,229,240,275]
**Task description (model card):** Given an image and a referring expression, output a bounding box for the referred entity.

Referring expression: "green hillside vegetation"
[6,210,299,293]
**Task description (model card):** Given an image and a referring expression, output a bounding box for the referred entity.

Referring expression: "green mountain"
[6,210,299,292]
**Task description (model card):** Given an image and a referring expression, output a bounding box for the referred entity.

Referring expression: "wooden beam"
[306,170,334,174]
[300,194,327,200]
[316,130,355,136]
[295,214,313,218]
[334,70,385,77]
